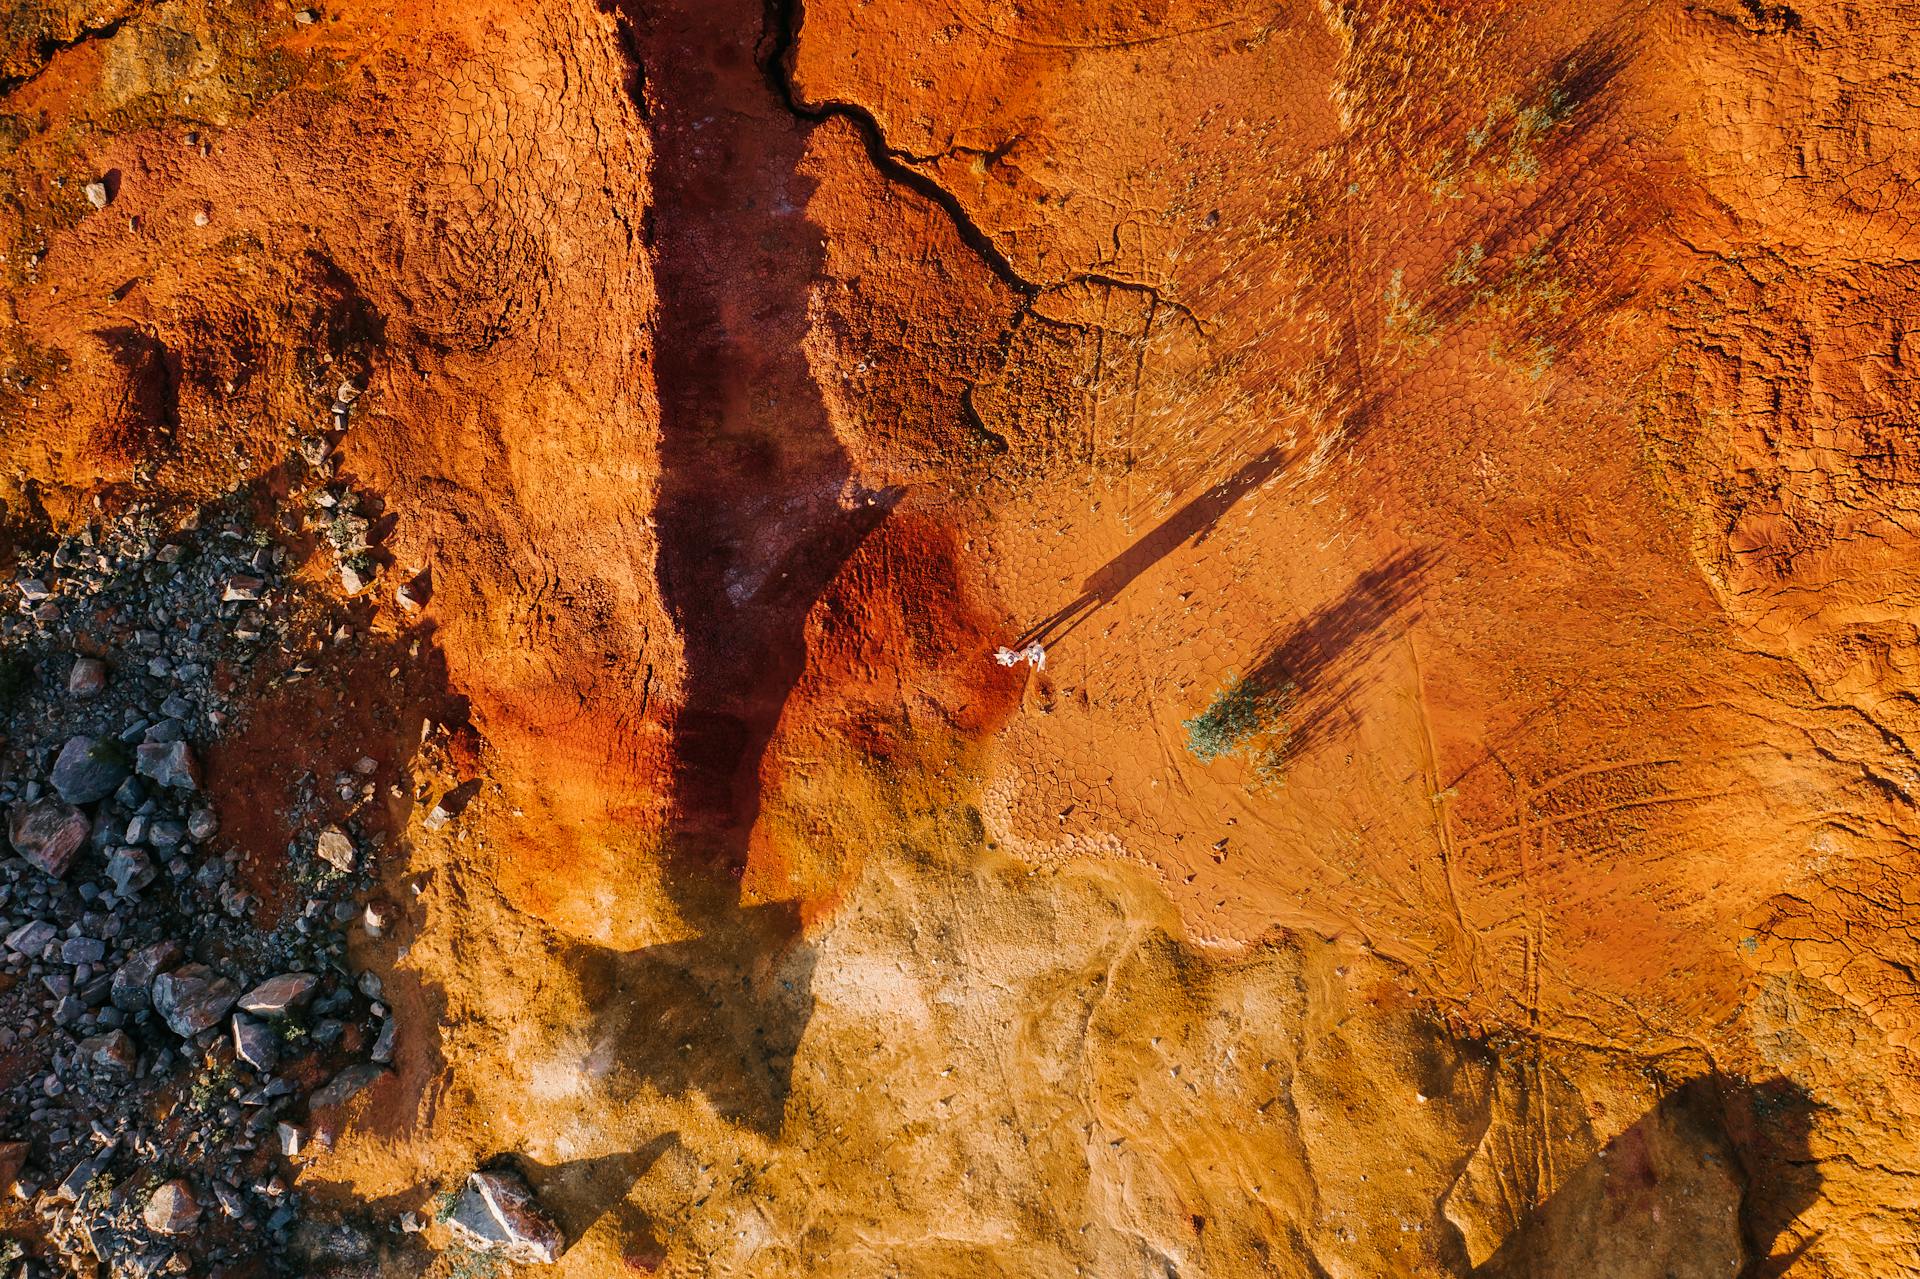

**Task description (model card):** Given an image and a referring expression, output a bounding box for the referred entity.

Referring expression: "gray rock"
[105,848,156,895]
[276,1122,305,1158]
[371,1016,396,1064]
[309,1063,386,1112]
[67,656,107,698]
[8,798,90,878]
[143,1180,200,1235]
[151,964,238,1037]
[56,1143,116,1202]
[5,918,56,957]
[15,576,51,601]
[220,575,263,602]
[232,1014,278,1072]
[77,1029,136,1074]
[51,736,129,805]
[186,807,219,841]
[134,741,199,792]
[362,901,392,936]
[59,936,105,965]
[444,1168,562,1264]
[143,718,185,744]
[236,972,317,1016]
[111,941,183,1011]
[212,1180,245,1219]
[314,826,355,872]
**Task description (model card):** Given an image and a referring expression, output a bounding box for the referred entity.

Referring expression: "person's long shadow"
[1470,1073,1822,1278]
[578,0,886,1138]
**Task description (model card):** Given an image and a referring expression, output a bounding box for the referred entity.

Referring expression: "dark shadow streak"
[1244,547,1433,762]
[1470,1073,1822,1278]
[583,0,881,1139]
[1016,444,1290,650]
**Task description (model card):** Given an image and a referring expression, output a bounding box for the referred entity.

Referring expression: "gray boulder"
[237,972,318,1016]
[77,1029,137,1075]
[67,656,107,698]
[5,918,56,958]
[309,1063,386,1112]
[143,1179,201,1235]
[51,735,128,804]
[232,1014,278,1072]
[444,1168,562,1264]
[151,963,238,1037]
[135,740,200,792]
[106,847,156,895]
[111,941,184,1011]
[8,799,91,878]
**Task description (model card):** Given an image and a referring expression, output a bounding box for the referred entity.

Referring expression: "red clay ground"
[3,0,1918,1275]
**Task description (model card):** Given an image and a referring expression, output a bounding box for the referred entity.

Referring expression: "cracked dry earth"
[2,0,1920,1275]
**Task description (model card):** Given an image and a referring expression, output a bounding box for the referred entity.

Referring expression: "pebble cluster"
[0,503,397,1277]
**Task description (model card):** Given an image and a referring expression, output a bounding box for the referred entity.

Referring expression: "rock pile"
[0,503,399,1276]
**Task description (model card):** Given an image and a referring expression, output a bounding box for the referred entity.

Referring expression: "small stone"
[315,826,355,872]
[143,1180,201,1235]
[239,971,318,1015]
[232,1013,278,1072]
[294,7,318,23]
[59,936,105,965]
[57,1145,115,1201]
[111,941,182,1011]
[445,1168,562,1265]
[213,1180,246,1218]
[186,807,219,841]
[15,576,51,600]
[394,579,425,612]
[276,1122,306,1158]
[5,918,56,957]
[339,562,371,595]
[67,656,107,698]
[220,574,264,602]
[152,963,238,1037]
[77,1029,136,1074]
[8,799,91,878]
[105,847,156,895]
[135,740,200,791]
[371,1016,395,1064]
[362,901,392,936]
[192,209,209,227]
[309,1062,385,1111]
[84,180,109,208]
[51,735,129,805]
[143,718,184,743]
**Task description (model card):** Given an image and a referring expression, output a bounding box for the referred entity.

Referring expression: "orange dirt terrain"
[0,0,1917,1274]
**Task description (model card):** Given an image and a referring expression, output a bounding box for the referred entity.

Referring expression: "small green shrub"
[1183,673,1293,786]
